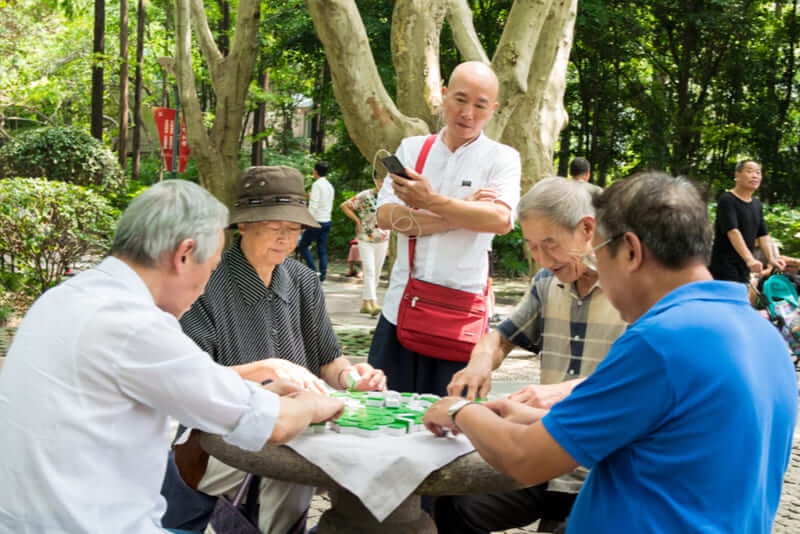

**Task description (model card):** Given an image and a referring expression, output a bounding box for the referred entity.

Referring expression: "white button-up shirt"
[0,257,280,534]
[378,130,521,324]
[308,177,334,223]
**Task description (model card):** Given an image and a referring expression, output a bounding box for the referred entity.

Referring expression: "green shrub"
[0,127,125,192]
[763,203,800,258]
[492,223,529,277]
[0,178,117,293]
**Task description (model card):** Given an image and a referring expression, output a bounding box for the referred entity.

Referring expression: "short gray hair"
[518,176,602,231]
[111,180,229,267]
[593,171,711,268]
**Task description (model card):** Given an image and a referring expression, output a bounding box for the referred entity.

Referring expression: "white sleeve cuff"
[221,381,279,452]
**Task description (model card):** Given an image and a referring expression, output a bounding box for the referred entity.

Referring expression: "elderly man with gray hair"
[0,180,343,534]
[438,176,627,533]
[426,172,797,534]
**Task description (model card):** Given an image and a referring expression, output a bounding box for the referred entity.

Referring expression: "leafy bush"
[763,203,800,258]
[0,178,117,293]
[0,127,125,192]
[492,223,529,277]
[134,153,202,186]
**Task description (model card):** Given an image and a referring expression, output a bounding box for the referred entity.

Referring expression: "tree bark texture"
[174,0,261,209]
[118,0,129,172]
[306,0,577,191]
[132,0,146,180]
[90,0,104,140]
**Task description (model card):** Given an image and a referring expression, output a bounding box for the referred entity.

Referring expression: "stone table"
[197,432,523,533]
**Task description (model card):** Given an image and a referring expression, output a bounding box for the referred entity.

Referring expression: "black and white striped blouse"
[180,239,341,377]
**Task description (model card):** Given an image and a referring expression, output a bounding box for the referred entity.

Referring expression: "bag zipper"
[406,293,483,314]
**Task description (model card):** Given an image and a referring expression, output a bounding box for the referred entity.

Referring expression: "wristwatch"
[447,399,475,431]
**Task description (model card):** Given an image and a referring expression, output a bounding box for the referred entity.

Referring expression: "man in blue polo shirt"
[424,171,797,533]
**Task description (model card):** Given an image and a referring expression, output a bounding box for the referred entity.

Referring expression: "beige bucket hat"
[228,166,320,228]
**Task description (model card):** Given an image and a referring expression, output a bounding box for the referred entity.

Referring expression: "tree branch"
[446,0,489,63]
[188,0,223,83]
[391,0,449,125]
[497,0,577,187]
[490,0,556,136]
[174,0,211,163]
[305,0,428,162]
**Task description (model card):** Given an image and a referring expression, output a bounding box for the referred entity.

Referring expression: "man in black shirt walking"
[709,160,785,283]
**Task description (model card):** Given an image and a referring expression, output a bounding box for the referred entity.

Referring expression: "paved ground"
[316,267,800,533]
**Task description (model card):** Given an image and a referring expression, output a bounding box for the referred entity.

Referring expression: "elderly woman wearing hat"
[171,166,386,534]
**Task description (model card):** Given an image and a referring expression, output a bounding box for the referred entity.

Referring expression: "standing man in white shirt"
[0,180,343,534]
[297,160,335,282]
[368,61,521,396]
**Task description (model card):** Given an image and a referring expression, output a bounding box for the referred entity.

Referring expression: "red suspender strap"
[408,134,437,267]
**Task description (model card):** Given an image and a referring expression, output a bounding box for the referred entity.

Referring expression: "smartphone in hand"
[381,155,410,179]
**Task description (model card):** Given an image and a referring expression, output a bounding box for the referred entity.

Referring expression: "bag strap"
[408,134,438,267]
[231,473,255,508]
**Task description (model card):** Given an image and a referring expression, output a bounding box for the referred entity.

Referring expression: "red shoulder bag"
[395,134,490,362]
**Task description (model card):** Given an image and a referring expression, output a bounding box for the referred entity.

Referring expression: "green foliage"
[133,153,202,187]
[328,188,362,260]
[763,204,800,259]
[100,179,150,213]
[0,127,125,192]
[0,177,117,294]
[0,302,11,326]
[492,224,528,277]
[261,145,317,177]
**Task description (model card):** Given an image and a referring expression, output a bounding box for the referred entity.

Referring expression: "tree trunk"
[305,0,429,158]
[251,64,268,166]
[91,0,105,140]
[305,0,577,191]
[132,0,145,180]
[557,123,570,177]
[309,61,328,155]
[173,0,262,209]
[118,0,129,172]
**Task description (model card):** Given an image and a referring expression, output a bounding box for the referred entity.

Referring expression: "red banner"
[153,107,190,173]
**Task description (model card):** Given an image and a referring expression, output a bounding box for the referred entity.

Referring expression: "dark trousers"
[298,221,331,281]
[367,314,466,396]
[433,484,575,534]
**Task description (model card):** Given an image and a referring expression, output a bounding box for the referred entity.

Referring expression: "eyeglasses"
[581,233,624,271]
[264,224,303,239]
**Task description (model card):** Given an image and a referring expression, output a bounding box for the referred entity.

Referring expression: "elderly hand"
[507,382,572,409]
[256,359,328,395]
[390,168,436,210]
[344,363,387,391]
[289,391,344,423]
[423,397,465,437]
[484,398,547,425]
[261,379,305,397]
[447,360,492,400]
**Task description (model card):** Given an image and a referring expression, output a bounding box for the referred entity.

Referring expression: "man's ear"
[172,238,195,271]
[580,216,595,242]
[623,232,644,272]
